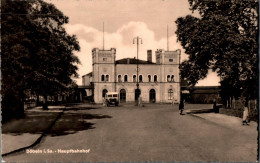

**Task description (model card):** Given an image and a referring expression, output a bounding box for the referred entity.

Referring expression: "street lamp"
[178,49,181,103]
[133,36,142,103]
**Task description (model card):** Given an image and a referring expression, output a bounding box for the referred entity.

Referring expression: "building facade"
[82,48,181,103]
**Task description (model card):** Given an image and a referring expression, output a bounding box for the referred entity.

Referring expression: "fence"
[221,99,258,122]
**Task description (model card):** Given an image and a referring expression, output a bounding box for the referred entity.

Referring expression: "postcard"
[1,0,258,162]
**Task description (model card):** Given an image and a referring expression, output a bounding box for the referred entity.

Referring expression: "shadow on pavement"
[186,108,216,114]
[2,111,112,137]
[65,107,101,111]
[49,113,112,136]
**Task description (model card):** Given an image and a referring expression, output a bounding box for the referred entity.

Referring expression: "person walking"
[242,99,249,125]
[179,99,184,115]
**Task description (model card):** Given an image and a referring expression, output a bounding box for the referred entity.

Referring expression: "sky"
[46,0,220,86]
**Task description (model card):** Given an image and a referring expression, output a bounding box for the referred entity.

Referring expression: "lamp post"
[178,49,181,102]
[133,36,142,103]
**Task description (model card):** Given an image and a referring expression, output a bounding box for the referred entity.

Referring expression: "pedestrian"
[138,93,143,107]
[242,99,249,125]
[102,97,106,107]
[213,99,217,113]
[171,97,174,105]
[179,99,184,115]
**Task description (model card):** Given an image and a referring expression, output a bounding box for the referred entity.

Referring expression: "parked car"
[105,92,119,106]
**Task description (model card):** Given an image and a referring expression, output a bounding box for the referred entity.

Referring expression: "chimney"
[147,50,152,62]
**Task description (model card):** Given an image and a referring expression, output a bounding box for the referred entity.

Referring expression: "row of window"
[121,75,158,82]
[167,75,175,82]
[101,74,175,82]
[101,74,109,82]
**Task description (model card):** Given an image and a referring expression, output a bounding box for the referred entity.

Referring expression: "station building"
[82,48,181,103]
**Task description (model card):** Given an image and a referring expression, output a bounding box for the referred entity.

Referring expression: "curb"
[2,110,65,157]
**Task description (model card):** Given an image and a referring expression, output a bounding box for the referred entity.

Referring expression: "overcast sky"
[46,0,220,86]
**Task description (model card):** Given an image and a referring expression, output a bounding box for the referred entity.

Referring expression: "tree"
[175,0,258,100]
[2,0,80,119]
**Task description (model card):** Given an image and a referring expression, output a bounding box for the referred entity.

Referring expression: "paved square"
[2,103,258,162]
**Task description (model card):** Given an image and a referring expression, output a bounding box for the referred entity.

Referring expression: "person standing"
[213,99,217,113]
[138,93,143,107]
[102,97,106,107]
[242,99,249,125]
[179,99,184,115]
[171,97,175,105]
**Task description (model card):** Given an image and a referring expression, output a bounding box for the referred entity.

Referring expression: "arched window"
[106,75,109,82]
[167,75,171,82]
[139,75,143,82]
[148,75,151,82]
[124,75,128,82]
[102,89,108,98]
[101,75,105,81]
[154,75,158,82]
[133,75,136,82]
[168,89,173,100]
[118,75,122,82]
[171,75,174,82]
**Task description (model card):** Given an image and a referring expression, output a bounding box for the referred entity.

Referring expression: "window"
[154,75,157,82]
[101,75,105,81]
[103,58,107,61]
[118,75,122,82]
[133,75,136,82]
[168,89,173,100]
[169,59,173,62]
[124,75,128,82]
[148,75,151,82]
[139,75,143,82]
[113,94,118,97]
[167,75,171,82]
[171,75,174,82]
[106,75,109,82]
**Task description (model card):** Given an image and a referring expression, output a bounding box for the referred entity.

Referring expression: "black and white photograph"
[1,0,258,162]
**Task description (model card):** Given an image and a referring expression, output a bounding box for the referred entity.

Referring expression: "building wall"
[88,48,181,103]
[82,75,92,86]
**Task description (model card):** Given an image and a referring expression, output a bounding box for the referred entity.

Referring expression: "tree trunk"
[36,95,40,106]
[42,95,48,110]
[17,97,25,118]
[17,91,25,118]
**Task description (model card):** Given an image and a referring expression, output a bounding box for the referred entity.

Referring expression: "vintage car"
[105,92,120,107]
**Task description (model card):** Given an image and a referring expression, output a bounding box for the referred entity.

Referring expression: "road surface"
[2,103,258,162]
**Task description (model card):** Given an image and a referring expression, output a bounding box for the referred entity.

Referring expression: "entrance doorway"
[102,89,108,98]
[135,89,141,102]
[149,89,156,103]
[120,89,126,103]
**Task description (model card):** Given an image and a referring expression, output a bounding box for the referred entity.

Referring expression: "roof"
[78,85,93,89]
[116,58,155,64]
[192,86,221,94]
[82,72,93,77]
